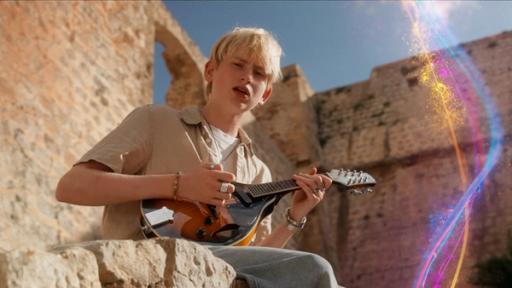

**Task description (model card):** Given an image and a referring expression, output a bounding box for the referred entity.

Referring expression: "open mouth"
[233,86,250,98]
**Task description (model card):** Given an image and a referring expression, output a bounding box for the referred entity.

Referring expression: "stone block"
[0,247,100,288]
[1,238,236,288]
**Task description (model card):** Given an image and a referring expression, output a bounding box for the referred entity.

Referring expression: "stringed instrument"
[140,168,376,246]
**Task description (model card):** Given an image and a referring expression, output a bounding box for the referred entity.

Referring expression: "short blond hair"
[207,27,283,95]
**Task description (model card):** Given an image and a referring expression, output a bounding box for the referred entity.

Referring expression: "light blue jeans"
[208,245,341,288]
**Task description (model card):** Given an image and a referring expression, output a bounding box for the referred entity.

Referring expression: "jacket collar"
[180,106,254,156]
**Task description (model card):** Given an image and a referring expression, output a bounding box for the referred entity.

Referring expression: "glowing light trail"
[404,5,470,286]
[401,1,504,287]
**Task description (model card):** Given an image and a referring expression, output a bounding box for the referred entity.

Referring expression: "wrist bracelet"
[172,172,182,201]
[285,208,307,231]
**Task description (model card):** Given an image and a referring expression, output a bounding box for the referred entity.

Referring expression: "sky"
[153,1,512,104]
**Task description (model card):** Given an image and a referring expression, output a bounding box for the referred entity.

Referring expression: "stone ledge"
[0,238,236,288]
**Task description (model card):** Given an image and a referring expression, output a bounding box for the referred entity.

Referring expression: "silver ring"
[220,182,230,193]
[314,187,324,195]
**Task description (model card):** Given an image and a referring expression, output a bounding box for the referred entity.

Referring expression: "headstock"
[326,168,376,195]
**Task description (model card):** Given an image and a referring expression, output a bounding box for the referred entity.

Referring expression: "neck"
[201,104,241,137]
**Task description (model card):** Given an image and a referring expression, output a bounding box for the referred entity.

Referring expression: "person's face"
[205,49,272,114]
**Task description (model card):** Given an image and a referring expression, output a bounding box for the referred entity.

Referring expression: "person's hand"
[290,167,333,221]
[176,163,236,206]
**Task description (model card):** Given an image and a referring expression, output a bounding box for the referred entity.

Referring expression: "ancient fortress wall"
[317,32,512,168]
[0,2,295,286]
[1,1,157,251]
[0,0,207,251]
[308,32,512,287]
[0,0,292,254]
[1,1,511,287]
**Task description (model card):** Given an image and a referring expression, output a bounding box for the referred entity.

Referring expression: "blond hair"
[206,27,283,95]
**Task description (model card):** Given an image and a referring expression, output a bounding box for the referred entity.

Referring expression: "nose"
[240,69,253,84]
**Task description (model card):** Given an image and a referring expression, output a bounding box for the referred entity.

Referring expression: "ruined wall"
[253,65,322,170]
[0,1,207,251]
[3,1,510,287]
[251,65,324,248]
[0,2,296,286]
[0,238,236,288]
[0,0,293,255]
[308,31,512,287]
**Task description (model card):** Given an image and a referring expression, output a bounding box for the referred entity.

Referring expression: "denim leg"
[208,245,341,288]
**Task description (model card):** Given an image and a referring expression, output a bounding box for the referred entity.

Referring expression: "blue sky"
[153,1,512,104]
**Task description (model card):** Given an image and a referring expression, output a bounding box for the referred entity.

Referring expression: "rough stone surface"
[1,238,235,288]
[157,238,236,288]
[0,0,292,252]
[0,1,161,250]
[0,2,255,286]
[78,240,168,287]
[254,64,322,170]
[316,32,512,169]
[1,1,511,288]
[152,5,207,109]
[0,247,100,288]
[302,31,512,287]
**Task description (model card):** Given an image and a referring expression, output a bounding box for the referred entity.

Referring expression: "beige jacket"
[77,105,272,242]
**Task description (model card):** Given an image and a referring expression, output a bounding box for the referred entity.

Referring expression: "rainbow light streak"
[433,228,463,287]
[401,1,504,288]
[405,7,471,288]
[433,50,473,288]
[437,51,485,288]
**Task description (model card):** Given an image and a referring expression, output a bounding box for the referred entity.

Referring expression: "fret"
[249,179,301,197]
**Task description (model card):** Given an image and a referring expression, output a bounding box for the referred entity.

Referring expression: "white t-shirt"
[210,125,239,164]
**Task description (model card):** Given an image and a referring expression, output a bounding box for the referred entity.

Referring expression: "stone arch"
[154,20,206,109]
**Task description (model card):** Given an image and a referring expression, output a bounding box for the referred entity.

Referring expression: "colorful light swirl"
[401,1,504,287]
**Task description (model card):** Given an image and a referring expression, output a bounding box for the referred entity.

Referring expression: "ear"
[259,85,273,105]
[204,60,215,82]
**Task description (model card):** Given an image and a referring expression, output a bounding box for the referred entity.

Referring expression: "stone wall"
[317,32,512,169]
[0,238,236,288]
[304,31,512,287]
[2,1,511,287]
[0,2,294,286]
[253,64,322,170]
[2,1,148,251]
[0,0,214,252]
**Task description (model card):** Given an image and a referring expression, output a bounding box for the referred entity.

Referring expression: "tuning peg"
[363,188,373,194]
[352,188,362,195]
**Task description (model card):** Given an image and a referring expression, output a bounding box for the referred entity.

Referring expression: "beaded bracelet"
[172,171,182,201]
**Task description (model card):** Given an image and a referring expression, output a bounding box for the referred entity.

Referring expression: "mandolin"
[140,168,376,246]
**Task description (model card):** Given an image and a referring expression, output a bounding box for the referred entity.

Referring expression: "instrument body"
[140,169,376,246]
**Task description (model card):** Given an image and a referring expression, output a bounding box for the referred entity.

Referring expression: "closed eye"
[233,62,244,68]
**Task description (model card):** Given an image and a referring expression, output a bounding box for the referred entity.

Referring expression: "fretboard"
[248,179,299,198]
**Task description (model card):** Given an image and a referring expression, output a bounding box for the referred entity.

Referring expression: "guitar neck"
[243,169,376,199]
[247,178,312,198]
[248,179,298,198]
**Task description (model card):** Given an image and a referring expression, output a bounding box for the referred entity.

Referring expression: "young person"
[56,27,341,288]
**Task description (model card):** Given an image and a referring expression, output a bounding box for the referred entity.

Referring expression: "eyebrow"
[233,57,266,72]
